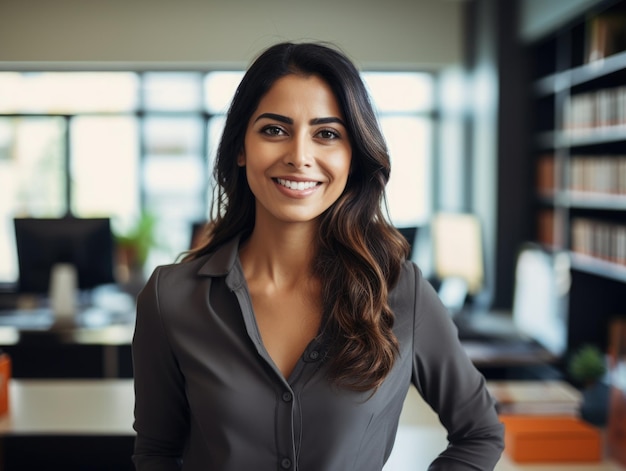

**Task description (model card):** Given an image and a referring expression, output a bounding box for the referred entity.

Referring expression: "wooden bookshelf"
[528,0,626,354]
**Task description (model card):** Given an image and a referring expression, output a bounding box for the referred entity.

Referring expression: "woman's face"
[239,74,352,227]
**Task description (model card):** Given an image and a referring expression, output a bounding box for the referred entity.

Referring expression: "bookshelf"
[529,0,626,353]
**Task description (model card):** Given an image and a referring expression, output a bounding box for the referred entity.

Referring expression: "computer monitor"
[512,244,570,357]
[13,217,115,294]
[431,212,485,306]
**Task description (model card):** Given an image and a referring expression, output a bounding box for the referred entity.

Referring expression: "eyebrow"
[254,112,346,127]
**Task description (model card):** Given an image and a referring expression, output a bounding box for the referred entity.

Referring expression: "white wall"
[0,0,463,70]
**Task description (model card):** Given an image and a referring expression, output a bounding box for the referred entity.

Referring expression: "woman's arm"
[410,265,505,470]
[132,267,189,470]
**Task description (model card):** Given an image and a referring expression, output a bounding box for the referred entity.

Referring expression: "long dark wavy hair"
[184,41,409,392]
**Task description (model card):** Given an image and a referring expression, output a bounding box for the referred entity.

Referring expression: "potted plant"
[568,344,609,425]
[114,212,158,292]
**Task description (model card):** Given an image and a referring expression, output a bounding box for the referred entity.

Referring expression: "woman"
[132,41,504,470]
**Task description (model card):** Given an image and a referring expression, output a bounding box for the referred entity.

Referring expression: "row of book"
[536,154,556,194]
[536,209,559,247]
[570,155,626,195]
[563,86,626,131]
[536,154,626,196]
[571,218,626,266]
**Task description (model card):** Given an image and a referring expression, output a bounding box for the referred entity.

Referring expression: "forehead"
[254,74,344,118]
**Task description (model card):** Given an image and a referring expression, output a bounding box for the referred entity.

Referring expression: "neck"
[239,220,318,287]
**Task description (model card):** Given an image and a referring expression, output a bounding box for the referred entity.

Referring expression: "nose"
[284,133,312,168]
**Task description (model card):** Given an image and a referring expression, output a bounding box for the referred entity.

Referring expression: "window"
[362,72,434,227]
[0,70,435,286]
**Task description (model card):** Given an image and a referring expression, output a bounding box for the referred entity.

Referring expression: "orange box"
[500,415,602,463]
[0,353,11,414]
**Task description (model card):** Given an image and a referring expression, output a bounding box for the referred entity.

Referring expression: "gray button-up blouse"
[132,235,504,470]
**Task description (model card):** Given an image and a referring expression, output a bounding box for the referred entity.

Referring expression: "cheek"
[330,150,352,184]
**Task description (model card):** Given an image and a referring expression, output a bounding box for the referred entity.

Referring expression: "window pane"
[0,117,66,283]
[70,116,139,227]
[0,72,138,114]
[142,115,206,271]
[204,72,244,113]
[380,116,431,226]
[143,115,203,156]
[143,72,203,112]
[363,72,435,112]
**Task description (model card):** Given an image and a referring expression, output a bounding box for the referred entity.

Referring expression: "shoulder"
[390,261,445,323]
[389,261,420,319]
[150,255,208,287]
[138,254,212,307]
[391,260,427,302]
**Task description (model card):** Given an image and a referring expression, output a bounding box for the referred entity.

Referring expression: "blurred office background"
[2,0,626,469]
[0,0,624,386]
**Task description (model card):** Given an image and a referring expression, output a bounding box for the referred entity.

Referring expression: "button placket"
[275,384,296,471]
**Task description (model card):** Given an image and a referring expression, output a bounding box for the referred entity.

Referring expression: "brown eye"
[261,125,286,136]
[317,129,340,140]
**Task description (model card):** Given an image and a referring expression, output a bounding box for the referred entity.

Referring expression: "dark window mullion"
[64,115,73,217]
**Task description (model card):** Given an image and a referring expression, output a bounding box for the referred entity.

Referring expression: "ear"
[237,150,246,167]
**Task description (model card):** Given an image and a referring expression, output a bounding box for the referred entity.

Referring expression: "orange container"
[500,415,602,463]
[0,353,11,414]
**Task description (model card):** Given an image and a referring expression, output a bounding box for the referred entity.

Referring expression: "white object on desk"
[48,263,78,321]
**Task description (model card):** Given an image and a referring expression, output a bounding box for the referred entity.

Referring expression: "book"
[487,380,582,416]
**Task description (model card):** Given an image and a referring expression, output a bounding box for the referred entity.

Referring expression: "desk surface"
[0,380,623,470]
[0,285,136,346]
[0,379,134,435]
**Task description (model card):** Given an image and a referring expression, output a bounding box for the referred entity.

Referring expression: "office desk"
[0,379,135,470]
[0,380,623,471]
[0,287,136,378]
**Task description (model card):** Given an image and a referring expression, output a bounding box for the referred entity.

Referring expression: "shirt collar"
[196,233,243,278]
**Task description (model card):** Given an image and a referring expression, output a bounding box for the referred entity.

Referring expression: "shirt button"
[282,392,292,402]
[281,457,292,469]
[309,350,320,360]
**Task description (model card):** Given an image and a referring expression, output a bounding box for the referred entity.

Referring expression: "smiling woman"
[238,74,352,227]
[132,41,504,471]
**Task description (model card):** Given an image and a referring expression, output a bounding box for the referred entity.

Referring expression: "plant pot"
[580,381,610,426]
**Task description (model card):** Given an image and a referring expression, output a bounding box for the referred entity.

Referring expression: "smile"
[275,178,320,190]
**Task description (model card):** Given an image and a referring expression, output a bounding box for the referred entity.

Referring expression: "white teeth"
[277,178,318,190]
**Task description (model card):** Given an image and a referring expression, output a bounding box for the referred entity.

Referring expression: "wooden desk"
[0,380,623,471]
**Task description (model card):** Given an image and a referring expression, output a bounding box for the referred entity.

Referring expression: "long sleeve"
[132,267,189,471]
[409,265,505,470]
